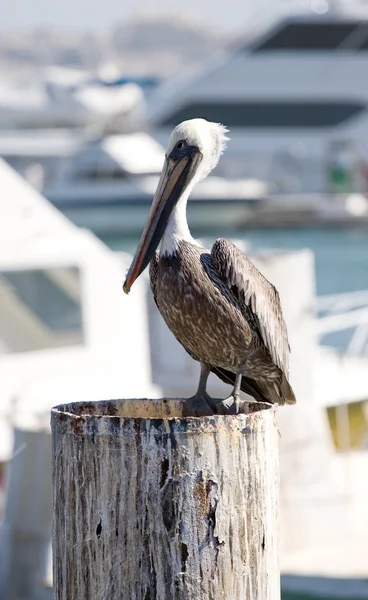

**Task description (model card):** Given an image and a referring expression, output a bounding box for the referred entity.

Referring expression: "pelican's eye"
[169,139,188,161]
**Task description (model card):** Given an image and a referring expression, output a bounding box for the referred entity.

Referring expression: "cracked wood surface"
[52,398,280,600]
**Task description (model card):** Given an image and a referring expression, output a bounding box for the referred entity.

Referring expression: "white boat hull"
[46,189,368,236]
[50,196,260,235]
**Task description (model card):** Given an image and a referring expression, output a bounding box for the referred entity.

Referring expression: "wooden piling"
[51,398,280,599]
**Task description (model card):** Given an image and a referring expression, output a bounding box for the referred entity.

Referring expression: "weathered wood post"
[51,399,280,599]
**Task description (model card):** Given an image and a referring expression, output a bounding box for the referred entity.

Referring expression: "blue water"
[242,228,368,297]
[104,227,368,297]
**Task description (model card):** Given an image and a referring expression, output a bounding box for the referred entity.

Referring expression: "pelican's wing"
[211,238,290,375]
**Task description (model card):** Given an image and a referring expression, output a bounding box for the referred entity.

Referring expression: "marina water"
[104,226,368,297]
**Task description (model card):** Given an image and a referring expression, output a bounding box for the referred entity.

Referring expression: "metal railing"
[316,290,368,356]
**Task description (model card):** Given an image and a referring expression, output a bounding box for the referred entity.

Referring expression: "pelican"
[123,118,296,415]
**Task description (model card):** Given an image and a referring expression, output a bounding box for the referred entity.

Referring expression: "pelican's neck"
[160,189,200,257]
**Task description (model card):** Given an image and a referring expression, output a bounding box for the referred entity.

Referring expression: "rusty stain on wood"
[52,398,280,599]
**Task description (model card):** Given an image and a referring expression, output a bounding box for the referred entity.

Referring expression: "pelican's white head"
[123,119,229,292]
[167,118,229,182]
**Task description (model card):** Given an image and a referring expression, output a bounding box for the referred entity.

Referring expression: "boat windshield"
[0,266,84,354]
[253,20,368,51]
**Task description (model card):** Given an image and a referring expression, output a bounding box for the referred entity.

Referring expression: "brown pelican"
[123,118,296,415]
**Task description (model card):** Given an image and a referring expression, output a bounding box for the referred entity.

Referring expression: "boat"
[0,156,160,506]
[0,65,145,130]
[42,131,269,235]
[2,127,368,236]
[0,128,81,192]
[37,1,368,236]
[147,2,368,197]
[0,158,161,599]
[37,127,368,237]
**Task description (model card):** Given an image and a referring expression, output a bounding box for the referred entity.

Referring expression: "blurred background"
[1,0,368,598]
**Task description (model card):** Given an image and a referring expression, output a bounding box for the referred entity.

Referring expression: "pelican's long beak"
[123,149,202,294]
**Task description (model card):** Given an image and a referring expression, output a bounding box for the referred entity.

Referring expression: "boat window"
[253,22,357,51]
[70,151,130,182]
[327,401,368,451]
[0,267,84,354]
[160,101,365,128]
[73,167,129,181]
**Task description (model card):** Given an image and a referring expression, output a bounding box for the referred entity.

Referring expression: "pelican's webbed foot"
[216,362,248,415]
[215,395,248,415]
[184,392,217,417]
[183,362,218,417]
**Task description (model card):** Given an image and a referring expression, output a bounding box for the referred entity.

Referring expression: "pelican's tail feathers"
[212,367,296,406]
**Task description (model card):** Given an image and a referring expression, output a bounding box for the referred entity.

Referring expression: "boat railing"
[316,290,368,356]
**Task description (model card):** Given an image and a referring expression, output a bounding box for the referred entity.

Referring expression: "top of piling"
[51,398,277,437]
